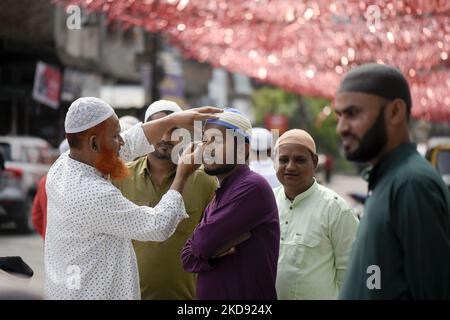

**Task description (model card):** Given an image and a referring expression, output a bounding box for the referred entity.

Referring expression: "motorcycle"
[0,256,39,299]
[348,192,367,219]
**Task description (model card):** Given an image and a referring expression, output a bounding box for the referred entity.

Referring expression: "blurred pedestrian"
[119,115,140,132]
[181,108,280,299]
[0,150,4,171]
[324,154,334,183]
[249,127,280,188]
[335,63,450,299]
[31,139,70,239]
[44,97,221,299]
[113,100,218,299]
[273,129,358,299]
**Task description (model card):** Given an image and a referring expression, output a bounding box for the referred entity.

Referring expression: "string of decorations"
[55,0,450,122]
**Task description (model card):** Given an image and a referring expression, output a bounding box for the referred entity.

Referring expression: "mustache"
[156,141,174,148]
[341,133,360,141]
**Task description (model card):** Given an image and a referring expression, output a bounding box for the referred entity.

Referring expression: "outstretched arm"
[142,106,222,146]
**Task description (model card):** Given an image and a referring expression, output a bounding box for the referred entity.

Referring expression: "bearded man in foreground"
[44,97,220,300]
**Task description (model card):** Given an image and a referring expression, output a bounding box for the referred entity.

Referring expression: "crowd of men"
[38,63,450,300]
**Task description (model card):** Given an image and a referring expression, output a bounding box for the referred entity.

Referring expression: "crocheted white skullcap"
[65,97,115,134]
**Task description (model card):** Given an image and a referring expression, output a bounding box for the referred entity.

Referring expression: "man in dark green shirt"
[113,101,218,299]
[334,63,450,299]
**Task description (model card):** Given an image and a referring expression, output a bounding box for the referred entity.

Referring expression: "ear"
[272,147,278,162]
[386,99,407,125]
[312,153,319,170]
[89,135,99,152]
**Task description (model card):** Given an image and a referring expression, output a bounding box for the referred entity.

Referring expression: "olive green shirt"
[340,143,450,299]
[113,156,218,300]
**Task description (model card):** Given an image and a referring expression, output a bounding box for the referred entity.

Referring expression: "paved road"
[0,173,367,298]
[321,172,367,203]
[0,230,45,297]
[320,172,367,218]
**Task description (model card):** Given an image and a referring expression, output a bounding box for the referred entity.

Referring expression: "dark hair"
[339,63,412,119]
[147,111,173,122]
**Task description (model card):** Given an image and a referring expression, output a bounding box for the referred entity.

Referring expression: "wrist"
[171,173,187,193]
[164,113,177,128]
[175,169,190,181]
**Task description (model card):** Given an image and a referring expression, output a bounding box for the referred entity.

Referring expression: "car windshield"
[436,150,450,175]
[0,143,12,161]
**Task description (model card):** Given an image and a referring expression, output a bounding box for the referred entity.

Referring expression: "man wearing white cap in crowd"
[119,115,140,133]
[143,99,182,123]
[273,129,359,299]
[113,100,218,299]
[44,97,220,300]
[249,127,280,188]
[181,108,280,299]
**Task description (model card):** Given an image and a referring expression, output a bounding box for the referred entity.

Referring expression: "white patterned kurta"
[44,124,188,300]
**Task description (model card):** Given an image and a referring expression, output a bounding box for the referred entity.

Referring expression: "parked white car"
[0,136,52,232]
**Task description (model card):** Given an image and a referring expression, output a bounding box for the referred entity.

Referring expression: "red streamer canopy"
[56,0,450,122]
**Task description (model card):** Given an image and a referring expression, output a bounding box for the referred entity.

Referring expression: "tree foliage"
[251,87,340,156]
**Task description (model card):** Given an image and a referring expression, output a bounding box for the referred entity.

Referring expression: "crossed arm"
[181,183,267,273]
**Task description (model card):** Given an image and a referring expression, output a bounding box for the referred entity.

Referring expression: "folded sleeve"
[188,181,273,260]
[181,237,217,273]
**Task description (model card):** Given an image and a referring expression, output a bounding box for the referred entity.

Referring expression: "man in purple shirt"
[181,108,280,300]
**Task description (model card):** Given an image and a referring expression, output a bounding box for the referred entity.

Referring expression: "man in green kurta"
[113,101,218,299]
[334,63,450,299]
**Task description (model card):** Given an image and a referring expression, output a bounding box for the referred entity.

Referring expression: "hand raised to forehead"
[168,106,223,131]
[141,106,223,148]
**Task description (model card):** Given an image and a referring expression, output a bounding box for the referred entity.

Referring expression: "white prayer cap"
[119,115,140,132]
[58,139,70,154]
[65,97,115,134]
[250,127,273,151]
[144,100,182,122]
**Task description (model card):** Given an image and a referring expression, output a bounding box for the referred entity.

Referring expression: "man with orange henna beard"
[92,122,130,180]
[44,97,221,300]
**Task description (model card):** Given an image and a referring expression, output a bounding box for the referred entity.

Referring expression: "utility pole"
[149,32,164,102]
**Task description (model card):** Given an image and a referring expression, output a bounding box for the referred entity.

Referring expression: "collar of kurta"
[138,155,176,183]
[67,153,105,178]
[284,178,318,206]
[364,142,417,191]
[217,165,250,191]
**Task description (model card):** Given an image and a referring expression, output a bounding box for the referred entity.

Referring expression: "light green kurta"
[274,179,359,300]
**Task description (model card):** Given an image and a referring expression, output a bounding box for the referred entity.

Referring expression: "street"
[0,173,367,298]
[0,230,45,297]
